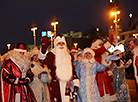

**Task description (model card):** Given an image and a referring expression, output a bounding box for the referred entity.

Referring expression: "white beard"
[8,50,31,72]
[55,46,72,82]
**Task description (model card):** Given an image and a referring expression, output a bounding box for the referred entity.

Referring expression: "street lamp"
[51,17,58,37]
[74,43,78,49]
[110,11,120,44]
[31,26,37,47]
[133,33,138,38]
[7,43,11,50]
[129,13,133,18]
[47,31,54,49]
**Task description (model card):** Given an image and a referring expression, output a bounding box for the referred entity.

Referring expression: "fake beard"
[8,50,31,72]
[55,46,72,82]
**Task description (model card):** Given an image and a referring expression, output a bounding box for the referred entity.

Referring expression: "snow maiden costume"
[75,48,117,102]
[110,50,132,102]
[29,47,52,102]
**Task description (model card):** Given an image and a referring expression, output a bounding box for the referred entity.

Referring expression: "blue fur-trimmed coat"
[75,58,108,102]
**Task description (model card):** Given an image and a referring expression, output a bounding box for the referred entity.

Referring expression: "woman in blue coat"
[75,48,117,102]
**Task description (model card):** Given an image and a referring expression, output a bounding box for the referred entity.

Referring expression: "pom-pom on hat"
[30,47,39,58]
[91,39,104,49]
[82,48,95,57]
[71,46,77,53]
[54,35,66,46]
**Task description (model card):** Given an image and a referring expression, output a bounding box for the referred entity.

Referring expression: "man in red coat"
[38,35,80,102]
[0,43,36,102]
[91,34,117,101]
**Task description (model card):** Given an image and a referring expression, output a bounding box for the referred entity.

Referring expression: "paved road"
[126,79,138,102]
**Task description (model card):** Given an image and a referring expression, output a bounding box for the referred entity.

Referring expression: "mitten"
[38,71,49,83]
[41,36,51,53]
[106,54,120,62]
[71,86,79,101]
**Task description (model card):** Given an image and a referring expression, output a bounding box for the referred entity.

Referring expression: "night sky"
[0,0,138,50]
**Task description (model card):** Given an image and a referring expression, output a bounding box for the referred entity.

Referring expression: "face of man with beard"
[56,42,65,49]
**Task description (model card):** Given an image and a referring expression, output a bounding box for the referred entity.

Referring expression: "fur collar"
[81,57,96,64]
[8,49,31,72]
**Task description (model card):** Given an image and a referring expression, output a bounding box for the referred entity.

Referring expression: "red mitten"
[41,36,51,53]
[109,34,113,44]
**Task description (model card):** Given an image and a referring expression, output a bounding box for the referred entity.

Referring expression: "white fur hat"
[82,48,95,57]
[91,39,104,49]
[30,47,39,58]
[54,36,66,46]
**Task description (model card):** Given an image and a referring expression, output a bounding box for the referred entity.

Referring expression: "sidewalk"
[126,79,138,102]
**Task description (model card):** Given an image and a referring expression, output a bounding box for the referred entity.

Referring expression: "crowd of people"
[0,34,137,102]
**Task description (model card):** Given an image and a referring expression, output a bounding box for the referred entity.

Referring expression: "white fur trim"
[14,77,19,84]
[71,49,77,53]
[14,48,27,53]
[104,41,111,50]
[73,79,80,88]
[25,77,31,83]
[59,81,66,102]
[107,70,113,76]
[81,58,96,64]
[109,94,117,101]
[54,36,66,46]
[82,48,95,57]
[15,93,20,102]
[38,48,47,60]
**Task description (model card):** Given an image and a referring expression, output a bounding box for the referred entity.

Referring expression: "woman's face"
[33,54,38,62]
[84,52,92,60]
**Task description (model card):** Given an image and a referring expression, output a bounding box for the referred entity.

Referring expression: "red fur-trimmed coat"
[0,59,36,102]
[40,51,79,102]
[93,43,117,101]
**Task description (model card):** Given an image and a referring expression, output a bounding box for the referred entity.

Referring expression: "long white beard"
[55,46,72,82]
[8,50,31,72]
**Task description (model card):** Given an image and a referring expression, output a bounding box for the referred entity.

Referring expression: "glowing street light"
[133,33,138,38]
[31,26,37,47]
[47,31,54,49]
[7,43,11,50]
[110,10,120,44]
[129,13,133,18]
[51,17,58,37]
[74,43,78,49]
[96,27,99,32]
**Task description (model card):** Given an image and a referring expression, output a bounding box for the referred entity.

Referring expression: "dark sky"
[0,0,138,50]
